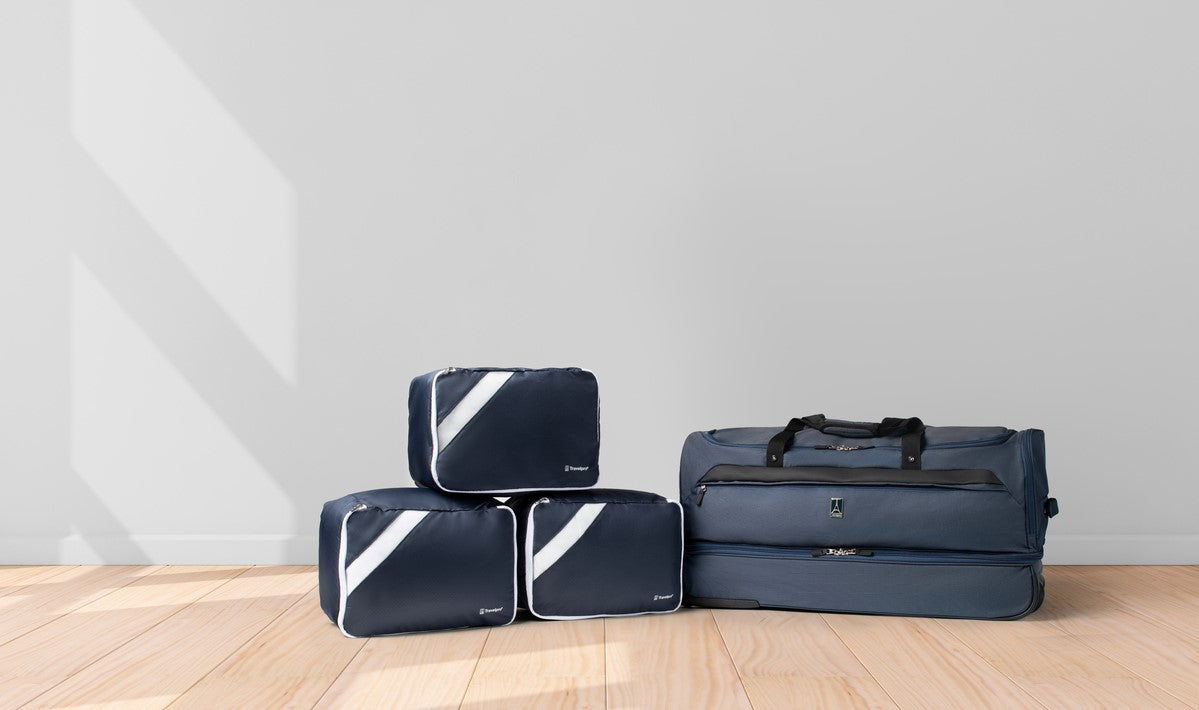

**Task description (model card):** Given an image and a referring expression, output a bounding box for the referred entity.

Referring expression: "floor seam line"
[21,565,251,709]
[931,617,1053,710]
[708,609,755,709]
[457,626,491,709]
[166,574,319,708]
[0,565,166,652]
[309,621,370,710]
[0,565,82,600]
[817,613,904,710]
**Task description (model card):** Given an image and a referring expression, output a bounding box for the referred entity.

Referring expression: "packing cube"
[509,489,683,619]
[318,488,516,637]
[408,367,601,494]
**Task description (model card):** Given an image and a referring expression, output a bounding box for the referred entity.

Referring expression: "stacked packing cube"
[318,367,683,636]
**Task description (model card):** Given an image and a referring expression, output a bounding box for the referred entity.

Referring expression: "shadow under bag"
[680,414,1059,620]
[408,367,600,494]
[318,488,516,636]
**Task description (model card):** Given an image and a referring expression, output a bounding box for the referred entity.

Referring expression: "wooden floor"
[0,567,1197,708]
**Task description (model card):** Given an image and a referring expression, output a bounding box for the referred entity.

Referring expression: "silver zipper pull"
[811,547,872,557]
[696,485,707,506]
[538,497,550,505]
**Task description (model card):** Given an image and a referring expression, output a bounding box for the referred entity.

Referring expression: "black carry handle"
[766,414,926,469]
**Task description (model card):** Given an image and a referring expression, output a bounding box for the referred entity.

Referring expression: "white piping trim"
[344,510,429,595]
[532,503,606,580]
[524,499,685,620]
[524,501,538,616]
[501,504,519,627]
[335,504,363,638]
[436,371,514,450]
[337,504,518,637]
[427,368,600,494]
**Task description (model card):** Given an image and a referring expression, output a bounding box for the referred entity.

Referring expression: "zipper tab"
[696,485,707,506]
[811,547,873,557]
[814,444,875,451]
[537,497,550,505]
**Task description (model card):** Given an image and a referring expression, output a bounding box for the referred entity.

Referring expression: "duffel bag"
[680,414,1058,619]
[408,367,600,494]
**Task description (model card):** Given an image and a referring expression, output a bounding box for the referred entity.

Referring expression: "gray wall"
[3,1,1196,564]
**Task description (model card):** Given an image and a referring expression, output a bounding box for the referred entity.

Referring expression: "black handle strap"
[766,413,925,469]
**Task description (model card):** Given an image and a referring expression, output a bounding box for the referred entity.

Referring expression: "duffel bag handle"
[766,414,925,470]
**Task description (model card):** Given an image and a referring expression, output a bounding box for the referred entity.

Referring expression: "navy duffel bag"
[318,488,516,636]
[681,414,1058,619]
[409,367,600,494]
[509,489,683,619]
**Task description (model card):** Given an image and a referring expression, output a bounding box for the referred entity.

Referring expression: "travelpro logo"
[479,606,505,615]
[564,465,591,472]
[653,594,675,601]
[830,497,844,519]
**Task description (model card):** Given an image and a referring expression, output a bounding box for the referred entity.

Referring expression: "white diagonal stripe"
[436,371,515,451]
[345,510,429,595]
[532,503,606,580]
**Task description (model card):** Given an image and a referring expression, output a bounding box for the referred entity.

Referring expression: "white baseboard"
[2,533,1197,565]
[0,534,319,565]
[1043,534,1199,565]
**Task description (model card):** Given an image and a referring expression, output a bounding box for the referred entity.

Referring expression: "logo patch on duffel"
[653,594,675,601]
[830,498,844,518]
[564,465,591,472]
[479,606,505,615]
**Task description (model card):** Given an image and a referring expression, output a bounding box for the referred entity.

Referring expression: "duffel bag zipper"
[702,431,1013,451]
[1019,431,1036,545]
[689,542,1041,565]
[811,547,873,557]
[694,479,1004,507]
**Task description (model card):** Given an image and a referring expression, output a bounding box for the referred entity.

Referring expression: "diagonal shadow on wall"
[64,0,305,562]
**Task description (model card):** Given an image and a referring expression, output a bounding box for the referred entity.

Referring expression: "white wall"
[2,1,1196,565]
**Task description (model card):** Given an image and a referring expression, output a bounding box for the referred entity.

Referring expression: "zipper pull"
[811,547,873,557]
[695,485,707,506]
[814,444,875,451]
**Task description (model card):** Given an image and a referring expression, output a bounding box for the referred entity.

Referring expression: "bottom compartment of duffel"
[684,543,1044,620]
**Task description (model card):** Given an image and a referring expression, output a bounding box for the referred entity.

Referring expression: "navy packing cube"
[319,488,516,637]
[509,489,683,619]
[681,414,1058,620]
[409,367,600,494]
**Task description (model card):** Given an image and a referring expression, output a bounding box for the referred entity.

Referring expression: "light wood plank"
[0,565,245,708]
[461,617,604,710]
[0,565,76,592]
[169,588,366,709]
[935,585,1191,710]
[822,613,1041,709]
[714,609,896,709]
[0,566,1194,708]
[0,565,161,645]
[1054,566,1199,643]
[316,627,490,710]
[1013,567,1199,706]
[606,609,752,710]
[27,566,315,710]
